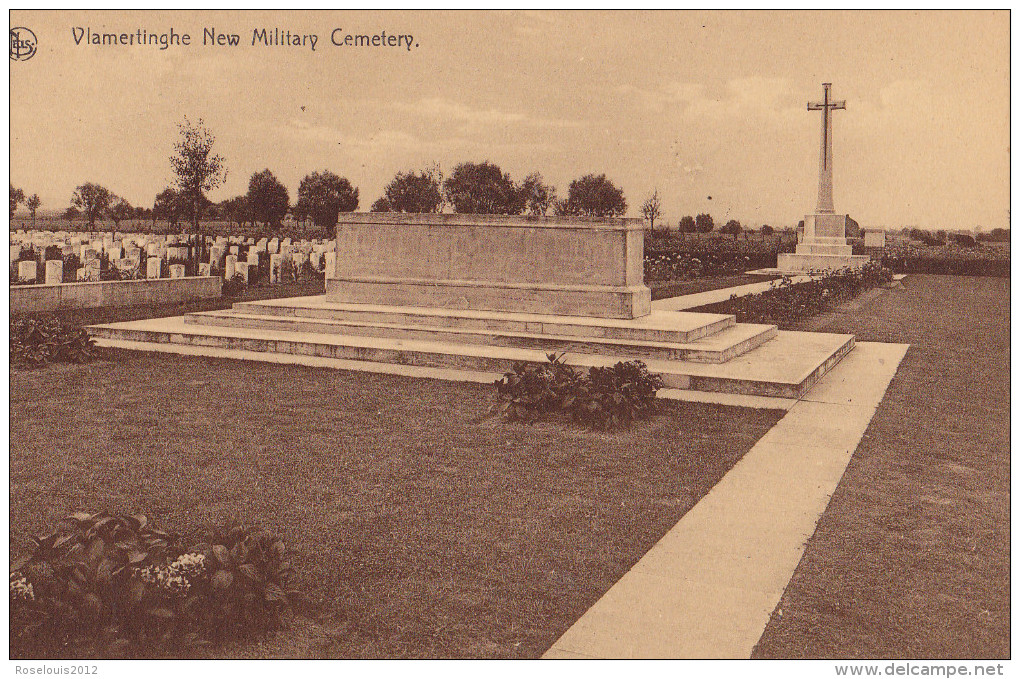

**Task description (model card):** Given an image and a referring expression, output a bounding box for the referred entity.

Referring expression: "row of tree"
[367,162,627,219]
[9,186,41,224]
[14,117,766,252]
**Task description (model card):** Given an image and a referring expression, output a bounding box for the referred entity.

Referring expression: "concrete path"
[543,340,909,659]
[652,275,813,311]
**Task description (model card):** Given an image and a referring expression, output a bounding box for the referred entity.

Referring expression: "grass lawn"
[753,275,1010,658]
[10,351,783,658]
[648,273,780,301]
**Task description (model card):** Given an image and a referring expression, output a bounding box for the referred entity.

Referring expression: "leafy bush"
[697,262,893,326]
[221,273,246,297]
[300,259,325,281]
[10,512,301,659]
[644,250,777,282]
[492,353,665,429]
[11,317,96,368]
[63,253,82,283]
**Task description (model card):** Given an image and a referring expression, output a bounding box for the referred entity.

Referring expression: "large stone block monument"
[778,83,869,273]
[326,213,651,319]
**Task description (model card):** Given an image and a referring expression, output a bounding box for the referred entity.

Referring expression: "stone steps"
[88,315,854,399]
[230,296,736,344]
[182,309,777,364]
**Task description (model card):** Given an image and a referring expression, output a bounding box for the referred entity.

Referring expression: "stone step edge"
[87,321,851,398]
[90,337,800,411]
[184,310,777,358]
[232,297,737,342]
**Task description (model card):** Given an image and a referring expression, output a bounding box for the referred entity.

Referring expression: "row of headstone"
[10,229,337,284]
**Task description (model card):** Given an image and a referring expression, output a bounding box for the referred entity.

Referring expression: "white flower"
[10,573,35,602]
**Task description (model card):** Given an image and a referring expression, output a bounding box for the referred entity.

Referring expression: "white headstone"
[45,260,63,285]
[267,239,279,254]
[224,254,238,279]
[85,260,101,282]
[18,260,37,283]
[10,244,21,261]
[169,264,186,279]
[147,257,161,279]
[864,231,886,248]
[198,263,212,276]
[324,251,337,279]
[247,249,260,265]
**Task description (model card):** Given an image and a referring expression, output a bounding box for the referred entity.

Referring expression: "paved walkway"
[543,340,909,659]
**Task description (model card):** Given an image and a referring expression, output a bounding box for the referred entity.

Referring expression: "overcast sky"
[9,10,1010,230]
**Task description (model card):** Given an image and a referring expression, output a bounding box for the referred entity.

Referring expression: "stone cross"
[807,82,846,214]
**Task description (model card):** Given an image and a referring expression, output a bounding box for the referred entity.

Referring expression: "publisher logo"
[10,27,37,61]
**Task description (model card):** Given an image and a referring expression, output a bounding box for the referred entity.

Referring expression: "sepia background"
[8,10,1010,232]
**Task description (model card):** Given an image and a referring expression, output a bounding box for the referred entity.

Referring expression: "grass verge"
[11,350,783,658]
[752,275,1009,658]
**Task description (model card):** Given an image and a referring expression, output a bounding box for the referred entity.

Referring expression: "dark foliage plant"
[492,353,665,430]
[221,273,247,297]
[10,512,301,659]
[10,317,96,368]
[711,262,893,325]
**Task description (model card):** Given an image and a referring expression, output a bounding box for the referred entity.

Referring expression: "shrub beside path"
[544,337,908,657]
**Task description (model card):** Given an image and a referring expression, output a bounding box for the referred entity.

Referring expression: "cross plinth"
[777,82,868,272]
[807,82,845,214]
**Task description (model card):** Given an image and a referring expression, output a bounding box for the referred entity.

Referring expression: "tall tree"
[296,170,359,237]
[170,117,227,262]
[641,190,662,234]
[25,194,41,226]
[722,219,741,236]
[71,182,113,230]
[560,174,627,218]
[695,213,714,234]
[153,188,183,231]
[108,197,134,237]
[381,168,444,213]
[10,185,25,219]
[518,172,556,216]
[246,169,290,228]
[219,196,249,228]
[443,161,520,214]
[369,197,392,213]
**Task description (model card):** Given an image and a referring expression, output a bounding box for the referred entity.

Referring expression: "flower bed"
[10,512,301,659]
[492,353,665,429]
[692,262,894,326]
[10,317,96,368]
[879,240,1010,277]
[644,250,777,282]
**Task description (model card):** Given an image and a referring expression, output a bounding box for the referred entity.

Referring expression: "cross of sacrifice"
[807,83,846,213]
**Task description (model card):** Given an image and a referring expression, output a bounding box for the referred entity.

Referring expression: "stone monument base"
[777,252,870,272]
[778,212,869,272]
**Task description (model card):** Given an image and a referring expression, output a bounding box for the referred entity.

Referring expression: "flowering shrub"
[10,512,301,659]
[698,262,893,326]
[221,273,246,296]
[644,236,787,282]
[10,317,96,368]
[492,353,665,429]
[879,240,1009,277]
